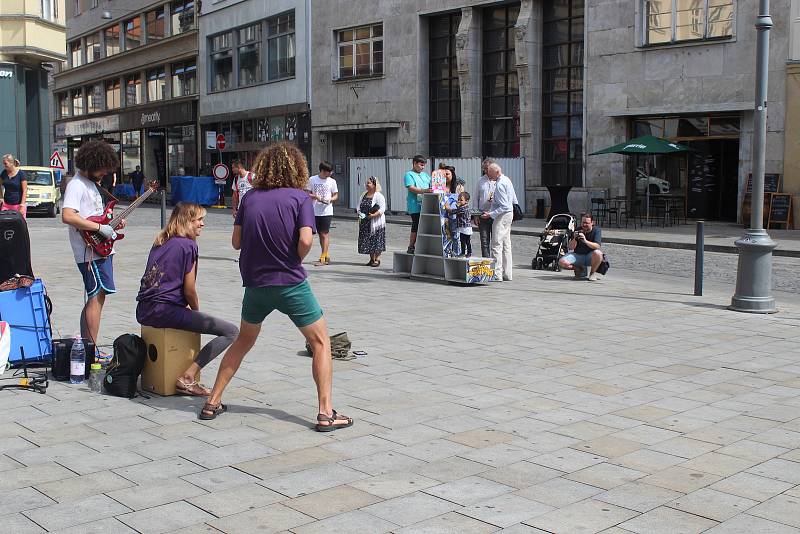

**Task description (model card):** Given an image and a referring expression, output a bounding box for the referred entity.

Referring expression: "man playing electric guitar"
[61,141,126,347]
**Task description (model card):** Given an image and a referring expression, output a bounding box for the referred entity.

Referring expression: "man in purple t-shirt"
[200,143,353,432]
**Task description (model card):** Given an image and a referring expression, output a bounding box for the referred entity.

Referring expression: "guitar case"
[0,210,33,281]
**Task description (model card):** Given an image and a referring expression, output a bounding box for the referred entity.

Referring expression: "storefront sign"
[119,100,197,131]
[56,115,120,137]
[0,70,13,79]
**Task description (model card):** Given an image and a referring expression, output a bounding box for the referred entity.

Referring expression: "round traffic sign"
[212,163,229,184]
[216,133,226,150]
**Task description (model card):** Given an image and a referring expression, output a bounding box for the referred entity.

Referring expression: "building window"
[337,23,382,79]
[147,67,166,101]
[645,0,734,45]
[146,7,166,42]
[482,4,520,157]
[125,73,142,106]
[86,84,103,113]
[105,25,120,57]
[542,0,584,186]
[210,32,233,91]
[172,61,197,96]
[125,16,142,50]
[73,0,79,16]
[268,12,296,80]
[171,0,196,35]
[239,23,263,86]
[86,32,101,63]
[42,0,56,21]
[429,13,461,157]
[105,79,121,109]
[91,0,98,7]
[71,89,84,116]
[69,40,82,68]
[58,92,70,118]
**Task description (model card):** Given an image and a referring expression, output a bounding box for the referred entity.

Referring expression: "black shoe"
[407,246,415,254]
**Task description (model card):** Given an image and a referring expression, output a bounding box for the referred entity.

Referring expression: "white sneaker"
[588,273,598,281]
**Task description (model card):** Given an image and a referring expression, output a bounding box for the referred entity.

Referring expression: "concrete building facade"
[197,0,312,171]
[784,0,800,223]
[0,0,66,165]
[311,0,793,222]
[52,0,199,185]
[585,0,791,223]
[309,0,546,210]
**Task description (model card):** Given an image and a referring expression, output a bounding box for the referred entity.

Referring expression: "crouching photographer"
[559,213,604,281]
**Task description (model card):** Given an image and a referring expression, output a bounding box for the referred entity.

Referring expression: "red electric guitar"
[81,180,159,257]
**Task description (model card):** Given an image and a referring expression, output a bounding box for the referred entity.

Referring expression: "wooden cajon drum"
[140,327,201,396]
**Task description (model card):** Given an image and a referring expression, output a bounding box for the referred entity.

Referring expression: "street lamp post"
[730,0,777,313]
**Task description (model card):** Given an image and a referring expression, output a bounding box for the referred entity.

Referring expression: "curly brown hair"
[74,140,119,174]
[250,142,309,190]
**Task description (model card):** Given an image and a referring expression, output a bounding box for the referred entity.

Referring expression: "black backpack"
[104,334,146,398]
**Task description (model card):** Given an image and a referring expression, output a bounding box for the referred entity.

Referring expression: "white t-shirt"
[307,175,338,217]
[235,171,254,207]
[62,172,108,263]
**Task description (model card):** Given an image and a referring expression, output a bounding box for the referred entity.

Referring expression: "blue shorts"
[77,256,116,298]
[562,252,594,267]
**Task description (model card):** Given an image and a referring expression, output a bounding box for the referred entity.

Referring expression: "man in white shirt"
[306,161,338,265]
[231,159,253,219]
[481,163,517,282]
[61,140,125,345]
[473,158,496,257]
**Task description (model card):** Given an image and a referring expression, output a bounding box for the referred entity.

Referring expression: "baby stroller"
[531,213,576,271]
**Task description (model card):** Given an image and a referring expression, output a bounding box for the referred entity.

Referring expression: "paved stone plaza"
[2,207,800,533]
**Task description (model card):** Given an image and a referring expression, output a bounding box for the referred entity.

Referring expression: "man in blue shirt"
[404,155,431,254]
[481,163,517,281]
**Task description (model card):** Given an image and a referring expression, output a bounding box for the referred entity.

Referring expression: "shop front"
[629,114,742,222]
[201,111,311,173]
[118,100,198,189]
[54,100,198,193]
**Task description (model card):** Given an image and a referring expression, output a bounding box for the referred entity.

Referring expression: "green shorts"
[241,279,323,327]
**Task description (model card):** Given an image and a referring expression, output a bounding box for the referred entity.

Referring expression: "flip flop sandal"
[176,379,211,396]
[199,402,227,420]
[315,409,353,432]
[371,260,381,267]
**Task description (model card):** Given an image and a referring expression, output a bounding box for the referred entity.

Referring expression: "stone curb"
[331,213,800,258]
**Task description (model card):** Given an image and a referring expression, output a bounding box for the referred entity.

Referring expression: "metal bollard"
[160,189,167,229]
[694,220,704,296]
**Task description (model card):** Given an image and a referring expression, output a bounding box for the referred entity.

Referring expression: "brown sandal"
[199,402,226,420]
[176,379,211,397]
[315,410,353,432]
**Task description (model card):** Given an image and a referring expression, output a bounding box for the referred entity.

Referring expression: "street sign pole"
[730,0,777,313]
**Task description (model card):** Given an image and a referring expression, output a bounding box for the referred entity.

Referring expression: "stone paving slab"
[0,210,796,532]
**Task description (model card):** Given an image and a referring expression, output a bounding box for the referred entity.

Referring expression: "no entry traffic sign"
[216,134,226,150]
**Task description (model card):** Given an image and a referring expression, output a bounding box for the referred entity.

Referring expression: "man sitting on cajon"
[136,202,238,396]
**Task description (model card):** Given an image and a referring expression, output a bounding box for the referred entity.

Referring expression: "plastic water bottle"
[69,336,86,384]
[88,363,104,393]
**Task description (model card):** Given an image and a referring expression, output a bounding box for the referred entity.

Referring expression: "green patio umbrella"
[590,135,694,222]
[589,135,693,155]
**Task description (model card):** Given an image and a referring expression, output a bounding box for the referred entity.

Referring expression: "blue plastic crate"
[0,279,52,364]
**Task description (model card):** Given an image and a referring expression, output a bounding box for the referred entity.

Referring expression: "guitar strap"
[94,183,120,204]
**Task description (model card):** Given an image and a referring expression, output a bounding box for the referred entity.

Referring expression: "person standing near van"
[306,161,338,266]
[1,154,27,218]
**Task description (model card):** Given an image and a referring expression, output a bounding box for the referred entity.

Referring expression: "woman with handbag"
[357,176,387,267]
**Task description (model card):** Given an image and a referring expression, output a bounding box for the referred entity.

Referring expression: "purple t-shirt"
[235,187,316,287]
[136,236,198,307]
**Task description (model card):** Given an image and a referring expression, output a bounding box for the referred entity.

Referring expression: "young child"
[454,191,473,257]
